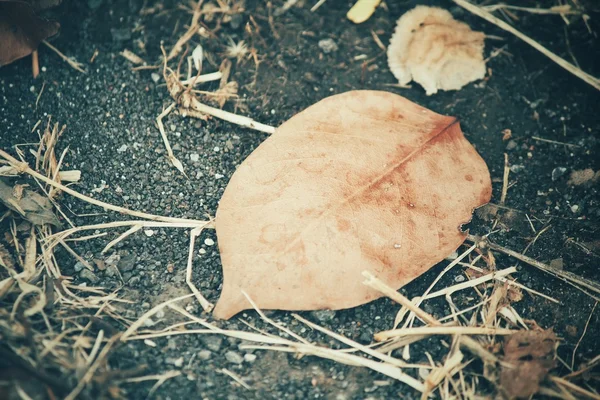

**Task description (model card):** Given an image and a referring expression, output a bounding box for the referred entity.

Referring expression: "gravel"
[1,1,599,399]
[225,351,244,364]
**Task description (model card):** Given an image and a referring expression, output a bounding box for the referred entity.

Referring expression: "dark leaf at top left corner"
[0,0,61,67]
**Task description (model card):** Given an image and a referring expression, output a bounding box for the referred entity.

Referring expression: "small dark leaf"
[0,179,60,227]
[0,0,60,67]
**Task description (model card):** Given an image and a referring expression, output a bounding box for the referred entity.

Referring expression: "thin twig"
[471,236,600,296]
[375,326,515,341]
[42,41,87,73]
[220,368,252,390]
[362,271,440,326]
[186,227,214,312]
[482,4,579,16]
[156,102,187,176]
[187,97,275,134]
[500,153,509,205]
[550,376,600,400]
[64,334,120,400]
[452,0,600,91]
[531,136,581,148]
[0,149,207,225]
[571,301,597,370]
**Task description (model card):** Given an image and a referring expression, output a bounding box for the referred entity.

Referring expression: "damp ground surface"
[1,0,599,399]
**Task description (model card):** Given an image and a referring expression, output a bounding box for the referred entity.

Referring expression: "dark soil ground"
[1,0,599,399]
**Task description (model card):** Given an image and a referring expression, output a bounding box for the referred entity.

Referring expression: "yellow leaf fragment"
[347,0,382,24]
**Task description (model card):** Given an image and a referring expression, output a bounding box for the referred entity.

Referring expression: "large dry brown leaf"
[214,91,491,319]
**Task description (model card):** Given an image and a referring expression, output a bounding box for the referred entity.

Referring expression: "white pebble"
[192,45,203,71]
[215,173,224,179]
[173,357,184,368]
[204,238,215,246]
[144,229,155,237]
[190,153,200,162]
[244,354,257,362]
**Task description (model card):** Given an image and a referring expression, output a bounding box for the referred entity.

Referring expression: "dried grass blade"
[102,224,142,254]
[375,326,515,341]
[363,271,439,325]
[156,102,187,176]
[186,227,214,312]
[452,0,600,91]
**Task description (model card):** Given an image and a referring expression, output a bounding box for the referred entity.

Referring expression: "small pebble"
[203,336,222,351]
[318,38,338,53]
[244,353,257,363]
[74,261,85,272]
[198,350,212,361]
[225,351,244,364]
[190,153,200,162]
[151,73,160,83]
[552,167,567,181]
[215,173,224,179]
[505,140,518,150]
[144,229,155,237]
[454,275,466,283]
[79,268,99,283]
[166,357,184,368]
[204,238,215,246]
[312,309,336,322]
[117,144,128,153]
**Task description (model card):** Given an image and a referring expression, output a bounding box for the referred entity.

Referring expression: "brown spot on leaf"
[336,219,351,232]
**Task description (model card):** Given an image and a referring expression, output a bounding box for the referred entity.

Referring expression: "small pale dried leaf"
[501,329,557,399]
[387,6,486,95]
[213,91,491,319]
[0,179,60,226]
[567,168,599,187]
